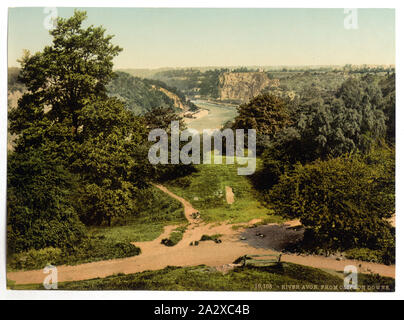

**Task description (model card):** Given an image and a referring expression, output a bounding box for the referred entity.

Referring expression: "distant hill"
[107,71,197,114]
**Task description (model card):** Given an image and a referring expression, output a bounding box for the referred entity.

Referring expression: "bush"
[200,234,222,242]
[69,237,141,263]
[9,247,63,270]
[344,248,383,263]
[161,225,188,247]
[7,149,86,254]
[8,237,141,271]
[269,149,395,253]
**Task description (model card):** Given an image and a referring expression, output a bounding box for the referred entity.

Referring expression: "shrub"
[269,149,395,253]
[8,237,141,271]
[7,149,86,254]
[200,234,222,242]
[344,248,383,263]
[161,225,188,247]
[8,247,63,270]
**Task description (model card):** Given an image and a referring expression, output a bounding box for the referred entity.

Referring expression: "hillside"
[7,68,197,116]
[107,71,197,114]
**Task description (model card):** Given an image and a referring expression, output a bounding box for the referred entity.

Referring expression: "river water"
[185,100,238,133]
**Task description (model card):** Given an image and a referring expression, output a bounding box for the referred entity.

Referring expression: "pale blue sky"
[8,8,395,68]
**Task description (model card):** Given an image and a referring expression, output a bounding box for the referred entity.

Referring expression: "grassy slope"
[7,187,187,271]
[87,186,187,243]
[165,155,285,224]
[8,263,394,292]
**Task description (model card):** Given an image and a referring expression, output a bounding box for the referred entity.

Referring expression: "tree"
[269,148,395,253]
[71,98,151,225]
[265,76,387,165]
[12,11,122,138]
[379,73,396,144]
[9,10,150,226]
[232,93,291,154]
[233,93,291,138]
[144,106,196,182]
[7,148,86,253]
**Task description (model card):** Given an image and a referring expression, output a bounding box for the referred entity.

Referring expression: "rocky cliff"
[218,72,275,103]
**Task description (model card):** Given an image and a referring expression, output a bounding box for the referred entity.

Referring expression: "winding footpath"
[7,185,395,285]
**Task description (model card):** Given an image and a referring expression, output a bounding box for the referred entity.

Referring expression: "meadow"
[165,155,285,224]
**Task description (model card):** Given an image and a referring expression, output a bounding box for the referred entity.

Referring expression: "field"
[165,155,285,224]
[87,187,187,243]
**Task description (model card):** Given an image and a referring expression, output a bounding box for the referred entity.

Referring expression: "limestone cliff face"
[157,87,186,110]
[219,72,275,103]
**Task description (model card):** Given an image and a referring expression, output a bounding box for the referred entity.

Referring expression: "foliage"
[8,247,63,271]
[268,77,387,165]
[344,248,385,264]
[7,148,86,254]
[8,237,141,271]
[70,97,151,226]
[379,73,395,144]
[161,225,188,247]
[153,68,229,99]
[269,149,395,253]
[200,234,222,241]
[7,67,25,92]
[107,71,196,114]
[8,10,151,229]
[143,106,197,182]
[199,69,223,98]
[233,93,291,139]
[87,186,186,242]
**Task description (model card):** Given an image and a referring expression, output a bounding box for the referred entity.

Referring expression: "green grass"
[166,154,285,224]
[162,225,189,246]
[7,263,394,292]
[87,186,187,243]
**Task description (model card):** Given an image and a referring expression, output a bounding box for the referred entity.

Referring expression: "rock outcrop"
[218,72,276,103]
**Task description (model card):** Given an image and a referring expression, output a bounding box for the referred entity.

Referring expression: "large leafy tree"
[232,93,291,154]
[233,93,291,138]
[269,148,395,254]
[9,11,150,227]
[11,11,122,138]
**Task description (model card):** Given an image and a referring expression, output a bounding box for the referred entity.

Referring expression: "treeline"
[231,73,395,264]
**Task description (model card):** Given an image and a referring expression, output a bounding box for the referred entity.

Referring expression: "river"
[184,100,239,133]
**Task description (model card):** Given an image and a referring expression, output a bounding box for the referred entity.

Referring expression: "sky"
[8,8,395,69]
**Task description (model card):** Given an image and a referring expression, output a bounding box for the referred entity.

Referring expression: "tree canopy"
[8,10,150,234]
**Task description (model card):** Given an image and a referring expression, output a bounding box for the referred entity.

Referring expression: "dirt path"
[225,186,235,204]
[7,186,396,285]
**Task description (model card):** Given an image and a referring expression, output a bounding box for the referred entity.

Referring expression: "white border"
[0,0,401,300]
